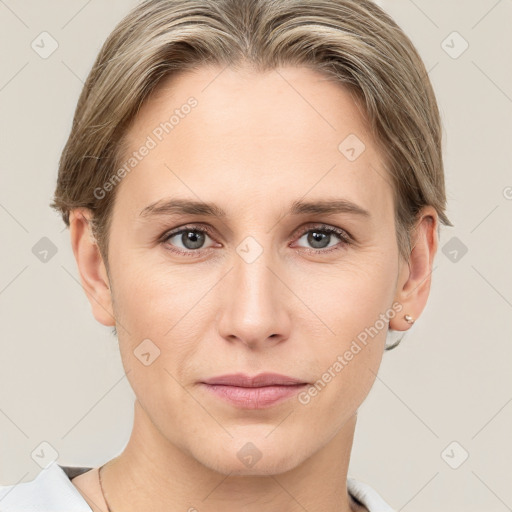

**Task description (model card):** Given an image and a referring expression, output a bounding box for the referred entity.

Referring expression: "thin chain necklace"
[98,464,113,512]
[98,463,356,512]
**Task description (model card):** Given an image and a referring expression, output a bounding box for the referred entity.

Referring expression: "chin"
[191,434,307,476]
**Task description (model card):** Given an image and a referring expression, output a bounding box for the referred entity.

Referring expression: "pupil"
[308,231,329,249]
[183,231,204,249]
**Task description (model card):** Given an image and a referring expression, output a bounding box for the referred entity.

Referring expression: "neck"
[101,399,363,512]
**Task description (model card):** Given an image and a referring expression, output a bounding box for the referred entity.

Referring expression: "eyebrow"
[139,197,371,219]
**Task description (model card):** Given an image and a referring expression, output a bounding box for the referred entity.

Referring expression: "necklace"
[98,464,113,512]
[98,462,358,512]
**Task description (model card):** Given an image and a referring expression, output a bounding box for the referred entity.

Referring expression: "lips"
[200,372,308,409]
[201,372,307,387]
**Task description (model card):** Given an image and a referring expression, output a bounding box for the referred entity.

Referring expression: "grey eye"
[166,229,212,250]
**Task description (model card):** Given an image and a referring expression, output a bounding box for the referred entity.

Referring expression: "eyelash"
[159,223,353,258]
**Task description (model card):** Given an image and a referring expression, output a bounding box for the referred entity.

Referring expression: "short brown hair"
[51,0,453,266]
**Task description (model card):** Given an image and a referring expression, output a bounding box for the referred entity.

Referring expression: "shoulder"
[0,463,93,511]
[347,476,396,512]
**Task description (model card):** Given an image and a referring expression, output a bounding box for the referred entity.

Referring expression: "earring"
[384,314,415,350]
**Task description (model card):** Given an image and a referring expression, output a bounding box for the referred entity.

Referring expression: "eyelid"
[295,223,353,243]
[161,222,353,240]
[159,223,217,246]
[160,222,354,255]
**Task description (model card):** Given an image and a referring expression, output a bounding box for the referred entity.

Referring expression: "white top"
[0,463,396,511]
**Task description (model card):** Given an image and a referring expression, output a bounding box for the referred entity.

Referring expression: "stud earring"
[404,314,414,324]
[384,314,415,350]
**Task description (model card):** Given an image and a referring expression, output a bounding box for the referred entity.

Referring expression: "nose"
[216,247,292,349]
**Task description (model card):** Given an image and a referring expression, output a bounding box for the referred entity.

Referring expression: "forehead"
[127,64,373,151]
[115,65,392,221]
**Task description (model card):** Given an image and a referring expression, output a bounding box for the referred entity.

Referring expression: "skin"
[68,64,438,512]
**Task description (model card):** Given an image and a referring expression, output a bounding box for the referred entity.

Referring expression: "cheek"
[298,250,397,339]
[293,254,396,412]
[108,256,210,394]
[110,253,198,335]
[296,307,386,426]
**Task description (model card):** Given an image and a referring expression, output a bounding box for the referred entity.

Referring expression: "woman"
[0,0,451,510]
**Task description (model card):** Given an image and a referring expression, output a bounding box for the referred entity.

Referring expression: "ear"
[69,208,115,327]
[390,206,439,331]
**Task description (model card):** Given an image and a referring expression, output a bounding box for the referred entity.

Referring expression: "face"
[86,65,410,475]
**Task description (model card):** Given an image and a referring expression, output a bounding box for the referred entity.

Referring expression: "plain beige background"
[0,1,511,510]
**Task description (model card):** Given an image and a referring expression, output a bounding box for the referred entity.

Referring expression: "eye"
[161,225,217,256]
[160,223,353,257]
[293,224,352,253]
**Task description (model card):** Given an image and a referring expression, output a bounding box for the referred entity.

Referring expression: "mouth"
[201,372,307,387]
[200,372,309,409]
